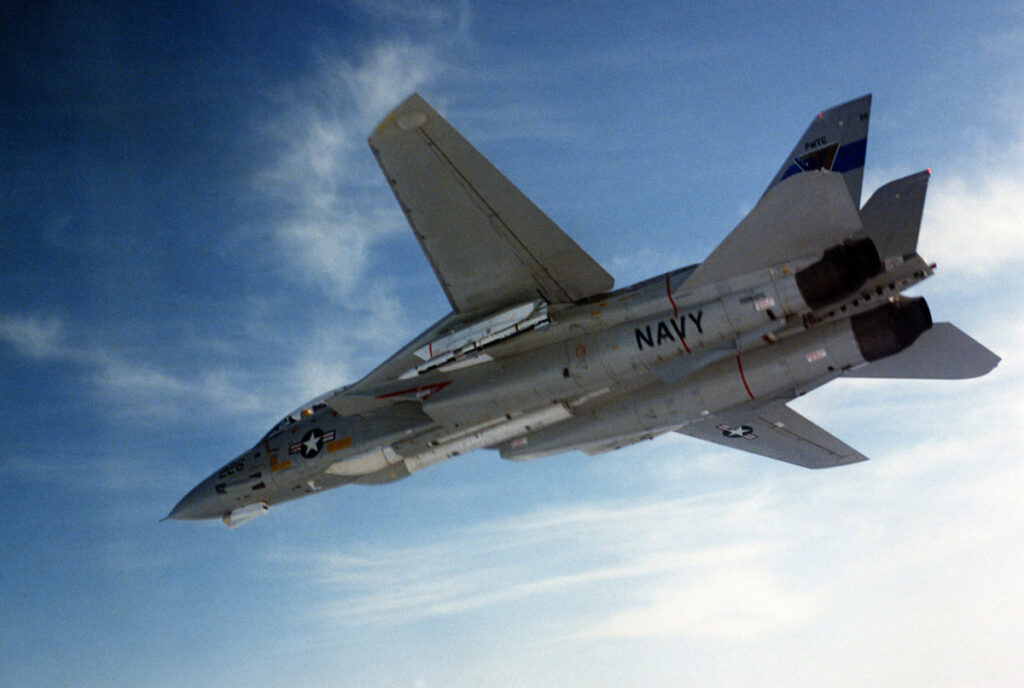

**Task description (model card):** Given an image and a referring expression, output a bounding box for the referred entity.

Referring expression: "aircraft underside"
[168,93,998,527]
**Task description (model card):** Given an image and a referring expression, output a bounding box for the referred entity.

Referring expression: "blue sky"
[2,2,1023,686]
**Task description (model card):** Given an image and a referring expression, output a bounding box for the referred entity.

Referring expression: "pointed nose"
[165,479,221,521]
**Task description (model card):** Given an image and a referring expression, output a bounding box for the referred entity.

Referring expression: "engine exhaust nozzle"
[795,238,882,310]
[851,297,932,362]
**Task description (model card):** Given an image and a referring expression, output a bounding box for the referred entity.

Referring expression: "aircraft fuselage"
[167,92,998,527]
[169,246,933,527]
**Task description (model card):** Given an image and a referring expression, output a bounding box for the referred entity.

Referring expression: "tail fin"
[845,322,1000,379]
[683,171,864,290]
[682,96,873,290]
[859,170,930,261]
[766,94,872,206]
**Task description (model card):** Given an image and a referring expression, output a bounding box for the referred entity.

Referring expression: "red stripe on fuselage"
[736,355,755,400]
[375,380,452,401]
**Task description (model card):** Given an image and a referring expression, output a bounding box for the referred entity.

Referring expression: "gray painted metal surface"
[168,93,999,527]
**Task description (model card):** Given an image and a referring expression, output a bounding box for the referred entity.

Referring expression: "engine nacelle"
[850,297,932,361]
[499,298,934,459]
[795,237,882,310]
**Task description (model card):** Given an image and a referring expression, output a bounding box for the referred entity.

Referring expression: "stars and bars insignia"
[717,423,758,440]
[289,429,336,457]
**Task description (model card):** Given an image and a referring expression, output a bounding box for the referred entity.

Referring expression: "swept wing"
[369,94,613,314]
[677,399,868,469]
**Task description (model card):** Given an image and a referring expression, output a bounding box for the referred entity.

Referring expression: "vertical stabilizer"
[766,94,872,206]
[859,170,930,260]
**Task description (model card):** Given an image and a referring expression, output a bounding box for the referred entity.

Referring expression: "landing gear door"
[260,432,292,485]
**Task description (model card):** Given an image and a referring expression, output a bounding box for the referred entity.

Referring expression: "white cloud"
[329,41,444,126]
[920,169,1024,276]
[260,373,1024,660]
[1,41,455,422]
[267,488,815,636]
[0,312,268,416]
[577,569,819,639]
[0,313,67,360]
[863,112,1024,279]
[254,41,445,297]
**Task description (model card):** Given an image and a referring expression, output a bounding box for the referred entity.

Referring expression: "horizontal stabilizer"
[859,170,930,260]
[767,94,871,206]
[684,171,864,290]
[845,322,999,379]
[677,400,868,469]
[369,94,613,313]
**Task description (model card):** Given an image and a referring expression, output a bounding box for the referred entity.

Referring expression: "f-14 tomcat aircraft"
[169,93,999,527]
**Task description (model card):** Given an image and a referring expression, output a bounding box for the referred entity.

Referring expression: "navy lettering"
[656,321,674,345]
[635,309,705,350]
[635,325,654,350]
[670,316,687,341]
[689,310,704,334]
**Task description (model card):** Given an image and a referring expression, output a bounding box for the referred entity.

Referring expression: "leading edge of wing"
[369,94,614,314]
[677,400,868,468]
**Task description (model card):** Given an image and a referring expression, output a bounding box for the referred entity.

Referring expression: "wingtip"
[370,92,431,140]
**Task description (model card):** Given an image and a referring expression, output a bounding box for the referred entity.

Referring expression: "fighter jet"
[169,93,999,527]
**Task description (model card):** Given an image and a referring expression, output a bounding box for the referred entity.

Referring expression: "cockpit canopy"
[259,401,330,443]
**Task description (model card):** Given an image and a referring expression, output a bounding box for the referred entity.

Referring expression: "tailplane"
[845,322,999,379]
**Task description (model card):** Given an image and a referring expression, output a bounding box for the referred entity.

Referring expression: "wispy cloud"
[295,447,1017,646]
[0,313,66,360]
[864,106,1024,278]
[266,487,817,635]
[253,41,445,297]
[261,345,1024,644]
[0,312,268,416]
[1,40,455,421]
[922,165,1024,277]
[577,569,819,639]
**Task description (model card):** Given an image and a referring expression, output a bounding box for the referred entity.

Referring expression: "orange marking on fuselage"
[267,444,290,472]
[327,436,353,453]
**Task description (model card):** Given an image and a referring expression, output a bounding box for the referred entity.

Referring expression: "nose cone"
[165,479,223,522]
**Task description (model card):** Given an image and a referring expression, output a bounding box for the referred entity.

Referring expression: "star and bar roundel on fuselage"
[289,429,336,459]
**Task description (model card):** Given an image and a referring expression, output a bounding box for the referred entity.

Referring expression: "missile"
[325,403,573,477]
[222,502,268,528]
